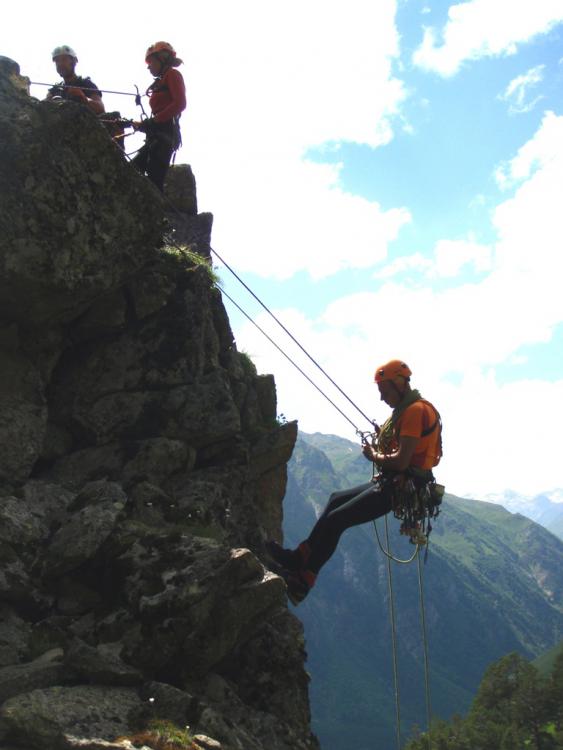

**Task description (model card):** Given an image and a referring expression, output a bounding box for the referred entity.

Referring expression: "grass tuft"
[119,719,198,750]
[161,244,221,286]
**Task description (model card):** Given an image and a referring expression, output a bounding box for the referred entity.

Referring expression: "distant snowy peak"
[483,488,563,507]
[480,489,563,538]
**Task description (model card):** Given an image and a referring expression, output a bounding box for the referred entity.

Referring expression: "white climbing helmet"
[52,45,78,62]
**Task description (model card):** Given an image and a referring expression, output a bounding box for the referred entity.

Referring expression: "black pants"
[306,479,393,574]
[132,122,176,192]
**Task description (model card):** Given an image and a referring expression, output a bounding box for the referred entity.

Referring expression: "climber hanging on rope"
[131,41,186,192]
[46,46,105,115]
[266,359,444,605]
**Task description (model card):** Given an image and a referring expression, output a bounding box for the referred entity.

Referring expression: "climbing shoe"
[265,540,302,571]
[277,568,316,606]
[283,571,311,606]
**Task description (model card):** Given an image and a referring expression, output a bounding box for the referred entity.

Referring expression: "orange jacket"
[395,400,442,470]
[149,68,186,123]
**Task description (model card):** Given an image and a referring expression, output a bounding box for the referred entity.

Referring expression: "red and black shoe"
[279,568,316,606]
[265,540,310,571]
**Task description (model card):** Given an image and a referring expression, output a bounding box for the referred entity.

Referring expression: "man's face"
[54,54,76,79]
[146,55,162,77]
[377,380,403,408]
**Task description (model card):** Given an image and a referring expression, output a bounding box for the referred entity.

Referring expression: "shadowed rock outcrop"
[0,57,318,750]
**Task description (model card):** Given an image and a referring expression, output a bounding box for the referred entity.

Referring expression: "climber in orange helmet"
[266,360,443,605]
[132,41,186,192]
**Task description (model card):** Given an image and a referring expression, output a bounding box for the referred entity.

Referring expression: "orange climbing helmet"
[374,359,412,385]
[145,41,183,66]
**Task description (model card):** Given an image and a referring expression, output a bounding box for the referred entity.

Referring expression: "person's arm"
[66,87,105,114]
[87,92,105,114]
[372,435,418,472]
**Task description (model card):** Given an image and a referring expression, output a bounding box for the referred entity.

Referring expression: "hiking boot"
[277,568,316,606]
[286,574,311,605]
[265,540,302,571]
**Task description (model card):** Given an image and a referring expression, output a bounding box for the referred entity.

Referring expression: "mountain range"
[481,489,563,541]
[282,432,563,750]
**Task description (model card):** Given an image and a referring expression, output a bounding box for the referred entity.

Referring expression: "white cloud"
[374,239,491,279]
[232,112,563,496]
[374,252,432,279]
[413,0,563,76]
[499,65,545,114]
[182,0,411,280]
[495,110,563,188]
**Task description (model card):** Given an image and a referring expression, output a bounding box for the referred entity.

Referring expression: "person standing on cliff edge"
[46,46,105,115]
[132,41,186,192]
[266,360,443,605]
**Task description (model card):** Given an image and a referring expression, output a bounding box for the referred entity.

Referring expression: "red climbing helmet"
[374,359,412,385]
[145,41,183,66]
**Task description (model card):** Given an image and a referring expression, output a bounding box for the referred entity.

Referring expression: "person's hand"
[67,87,87,101]
[362,443,376,461]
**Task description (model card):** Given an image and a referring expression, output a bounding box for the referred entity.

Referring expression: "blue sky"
[4,0,563,497]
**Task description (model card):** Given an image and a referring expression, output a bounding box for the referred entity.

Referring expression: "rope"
[30,81,143,97]
[417,552,433,746]
[373,520,420,564]
[220,288,363,434]
[380,513,402,750]
[209,246,376,431]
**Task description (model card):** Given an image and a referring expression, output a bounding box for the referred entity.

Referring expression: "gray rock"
[64,640,142,686]
[0,496,46,548]
[0,57,315,750]
[56,578,103,616]
[139,681,197,726]
[0,686,142,749]
[0,57,29,95]
[69,289,127,343]
[0,606,31,666]
[125,266,176,321]
[128,482,171,524]
[167,213,213,258]
[0,648,64,702]
[29,617,73,659]
[0,349,47,484]
[193,735,222,750]
[48,444,126,488]
[64,739,140,750]
[122,438,195,485]
[44,500,123,577]
[0,559,32,606]
[23,480,76,523]
[0,59,164,329]
[164,164,198,216]
[180,550,286,676]
[70,481,128,512]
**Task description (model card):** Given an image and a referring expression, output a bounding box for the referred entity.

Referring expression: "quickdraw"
[390,472,444,548]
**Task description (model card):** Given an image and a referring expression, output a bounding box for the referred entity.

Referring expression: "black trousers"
[306,479,393,574]
[131,122,176,192]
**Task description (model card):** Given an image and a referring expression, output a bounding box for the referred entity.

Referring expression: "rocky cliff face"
[0,56,318,750]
